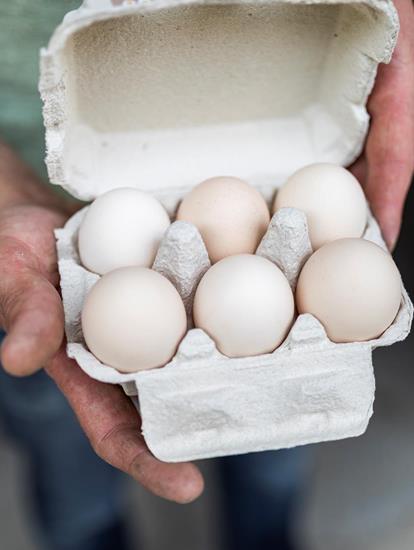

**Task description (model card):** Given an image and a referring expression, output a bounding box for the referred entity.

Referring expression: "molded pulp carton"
[40,0,412,462]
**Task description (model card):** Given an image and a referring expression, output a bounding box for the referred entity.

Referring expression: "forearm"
[0,140,74,213]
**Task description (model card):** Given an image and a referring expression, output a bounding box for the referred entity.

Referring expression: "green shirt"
[0,1,80,178]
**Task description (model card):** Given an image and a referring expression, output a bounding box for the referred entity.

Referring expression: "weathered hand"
[0,204,65,374]
[47,348,204,503]
[350,0,414,250]
[0,204,204,503]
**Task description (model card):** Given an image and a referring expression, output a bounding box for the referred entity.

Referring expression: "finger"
[46,349,204,504]
[363,12,414,250]
[0,237,64,376]
[365,90,414,249]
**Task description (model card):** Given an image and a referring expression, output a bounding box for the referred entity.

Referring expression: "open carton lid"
[40,0,398,203]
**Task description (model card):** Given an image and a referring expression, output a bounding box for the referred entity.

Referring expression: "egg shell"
[193,254,295,357]
[273,163,368,250]
[296,238,403,343]
[78,188,170,274]
[176,177,270,263]
[81,267,187,372]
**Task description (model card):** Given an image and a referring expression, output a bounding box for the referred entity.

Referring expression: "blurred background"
[0,184,412,549]
[1,2,413,549]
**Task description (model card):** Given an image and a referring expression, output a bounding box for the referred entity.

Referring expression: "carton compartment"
[41,1,397,199]
[55,203,412,461]
[56,203,412,385]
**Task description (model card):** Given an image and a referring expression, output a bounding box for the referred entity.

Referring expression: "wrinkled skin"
[0,0,412,503]
[0,203,204,503]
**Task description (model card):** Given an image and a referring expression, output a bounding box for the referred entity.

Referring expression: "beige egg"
[296,238,402,343]
[176,177,270,263]
[273,163,367,250]
[193,254,294,357]
[82,267,187,372]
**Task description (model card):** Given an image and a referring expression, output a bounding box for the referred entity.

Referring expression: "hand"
[350,0,414,250]
[0,203,204,503]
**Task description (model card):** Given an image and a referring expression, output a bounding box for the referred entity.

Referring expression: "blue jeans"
[217,448,311,550]
[0,331,310,550]
[0,332,130,550]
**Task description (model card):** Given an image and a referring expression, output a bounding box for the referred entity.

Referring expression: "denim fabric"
[217,447,311,550]
[0,330,310,550]
[0,331,131,550]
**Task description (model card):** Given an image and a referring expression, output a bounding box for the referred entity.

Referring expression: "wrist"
[0,141,79,215]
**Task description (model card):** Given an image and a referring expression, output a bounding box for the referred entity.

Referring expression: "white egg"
[296,238,402,343]
[193,254,294,357]
[273,163,367,250]
[81,267,187,372]
[79,188,170,274]
[176,176,270,263]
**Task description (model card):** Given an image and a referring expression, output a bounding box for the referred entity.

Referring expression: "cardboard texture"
[42,0,412,462]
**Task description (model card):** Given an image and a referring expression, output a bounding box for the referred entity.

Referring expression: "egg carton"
[55,207,413,462]
[41,0,410,461]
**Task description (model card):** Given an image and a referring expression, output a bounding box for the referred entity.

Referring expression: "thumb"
[0,238,64,376]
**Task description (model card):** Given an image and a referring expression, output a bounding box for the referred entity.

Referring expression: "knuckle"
[0,236,36,276]
[0,237,43,325]
[92,423,143,471]
[90,427,117,462]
